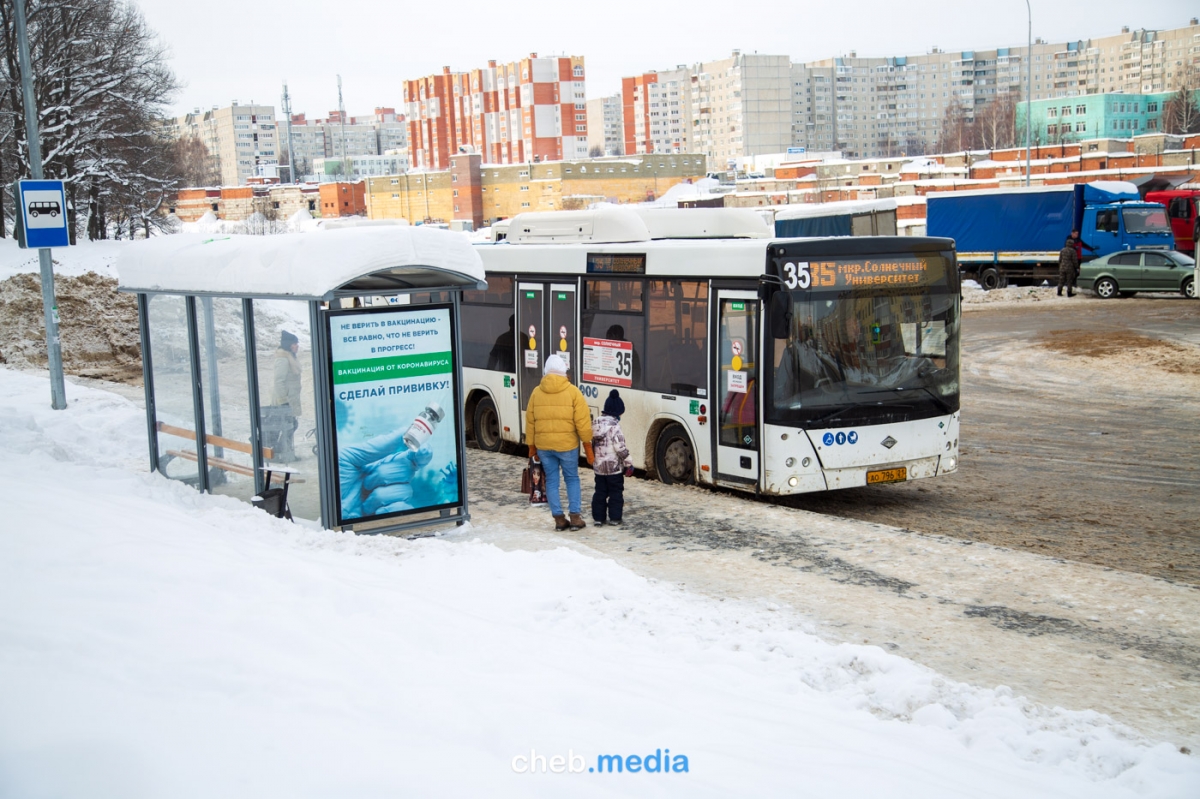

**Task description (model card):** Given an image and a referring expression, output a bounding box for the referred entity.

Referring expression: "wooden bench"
[158,422,304,485]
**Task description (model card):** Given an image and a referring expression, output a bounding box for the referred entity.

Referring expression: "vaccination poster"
[327,305,462,525]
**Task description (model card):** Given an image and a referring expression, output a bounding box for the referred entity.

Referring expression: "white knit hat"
[543,353,568,376]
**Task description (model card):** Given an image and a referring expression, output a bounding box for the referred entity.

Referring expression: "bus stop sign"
[15,179,70,249]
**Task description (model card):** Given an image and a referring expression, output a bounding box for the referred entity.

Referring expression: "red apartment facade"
[404,54,587,170]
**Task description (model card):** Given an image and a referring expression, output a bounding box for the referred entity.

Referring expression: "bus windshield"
[768,256,960,427]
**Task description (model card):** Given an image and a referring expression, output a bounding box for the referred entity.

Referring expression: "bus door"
[516,281,579,439]
[714,290,760,489]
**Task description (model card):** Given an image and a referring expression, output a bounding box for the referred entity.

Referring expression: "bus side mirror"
[769,291,791,339]
[757,275,775,302]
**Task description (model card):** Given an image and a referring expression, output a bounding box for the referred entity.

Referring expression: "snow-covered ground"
[0,237,125,282]
[1,367,1196,798]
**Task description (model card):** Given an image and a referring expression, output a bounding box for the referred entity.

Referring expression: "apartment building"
[586,95,624,156]
[621,68,692,154]
[690,52,792,167]
[280,108,408,179]
[403,54,588,170]
[789,20,1199,159]
[166,103,279,186]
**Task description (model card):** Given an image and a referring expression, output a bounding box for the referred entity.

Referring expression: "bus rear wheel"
[655,424,695,485]
[473,396,503,452]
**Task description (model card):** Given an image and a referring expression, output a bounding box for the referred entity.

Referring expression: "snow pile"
[962,281,1094,306]
[0,272,141,381]
[0,368,1195,797]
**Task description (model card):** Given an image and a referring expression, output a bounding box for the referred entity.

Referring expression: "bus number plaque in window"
[582,337,633,387]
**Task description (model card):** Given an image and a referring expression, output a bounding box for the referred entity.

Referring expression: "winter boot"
[568,513,587,530]
[553,514,569,531]
[1068,290,1075,297]
[1057,289,1062,296]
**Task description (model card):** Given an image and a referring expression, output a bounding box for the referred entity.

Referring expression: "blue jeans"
[538,448,581,516]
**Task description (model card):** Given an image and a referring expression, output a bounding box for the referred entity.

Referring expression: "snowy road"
[467,449,1200,753]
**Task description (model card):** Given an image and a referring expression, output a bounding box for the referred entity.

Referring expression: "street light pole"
[1025,0,1033,187]
[14,0,66,409]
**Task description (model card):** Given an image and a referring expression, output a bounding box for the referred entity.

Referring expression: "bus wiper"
[860,386,953,414]
[808,406,855,428]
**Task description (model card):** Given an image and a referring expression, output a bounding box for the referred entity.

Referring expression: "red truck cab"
[1145,190,1199,256]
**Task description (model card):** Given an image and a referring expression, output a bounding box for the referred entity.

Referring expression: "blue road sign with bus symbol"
[17,180,70,249]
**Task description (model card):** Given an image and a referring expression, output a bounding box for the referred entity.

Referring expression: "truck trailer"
[774,198,898,238]
[926,182,1174,289]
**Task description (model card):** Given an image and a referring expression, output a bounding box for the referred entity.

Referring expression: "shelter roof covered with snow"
[117,227,486,300]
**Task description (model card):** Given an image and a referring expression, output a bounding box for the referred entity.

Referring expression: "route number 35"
[614,350,632,377]
[781,261,811,289]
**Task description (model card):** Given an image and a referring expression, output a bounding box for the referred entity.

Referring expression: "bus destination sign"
[774,257,938,290]
[587,253,647,274]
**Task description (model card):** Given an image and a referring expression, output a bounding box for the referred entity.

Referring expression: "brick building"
[364,153,707,226]
[403,54,587,170]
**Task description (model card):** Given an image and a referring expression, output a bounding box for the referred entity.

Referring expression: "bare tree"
[1163,65,1200,135]
[976,93,1018,150]
[0,0,179,240]
[588,144,604,158]
[171,133,217,188]
[938,102,975,153]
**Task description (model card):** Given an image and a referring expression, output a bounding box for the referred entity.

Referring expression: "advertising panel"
[327,304,463,526]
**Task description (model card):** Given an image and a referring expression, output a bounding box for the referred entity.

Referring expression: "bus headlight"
[785,457,796,467]
[802,457,811,468]
[788,477,799,487]
[943,456,957,472]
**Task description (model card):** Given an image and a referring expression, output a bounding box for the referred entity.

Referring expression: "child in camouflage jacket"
[590,390,633,525]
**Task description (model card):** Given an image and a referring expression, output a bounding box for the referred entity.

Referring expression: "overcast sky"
[137,0,1197,118]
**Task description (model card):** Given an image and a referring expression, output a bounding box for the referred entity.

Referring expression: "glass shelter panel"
[147,294,199,485]
[255,300,320,521]
[196,297,258,504]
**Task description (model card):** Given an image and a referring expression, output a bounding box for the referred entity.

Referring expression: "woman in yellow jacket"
[526,354,594,531]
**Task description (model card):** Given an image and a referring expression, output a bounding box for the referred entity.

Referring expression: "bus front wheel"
[473,396,503,452]
[654,424,695,486]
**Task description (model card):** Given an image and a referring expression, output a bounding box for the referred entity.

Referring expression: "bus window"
[647,280,707,396]
[462,276,516,371]
[585,280,643,312]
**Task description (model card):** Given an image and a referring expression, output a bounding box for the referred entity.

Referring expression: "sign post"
[13,0,67,409]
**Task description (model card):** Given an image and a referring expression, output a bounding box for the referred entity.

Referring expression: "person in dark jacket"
[1057,237,1079,297]
[1068,229,1095,263]
[591,390,633,526]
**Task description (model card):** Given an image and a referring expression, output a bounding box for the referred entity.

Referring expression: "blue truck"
[926,182,1175,289]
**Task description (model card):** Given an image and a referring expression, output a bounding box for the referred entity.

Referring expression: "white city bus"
[454,208,960,495]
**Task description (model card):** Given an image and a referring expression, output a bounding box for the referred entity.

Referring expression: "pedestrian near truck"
[525,354,594,531]
[1057,237,1079,297]
[591,390,634,526]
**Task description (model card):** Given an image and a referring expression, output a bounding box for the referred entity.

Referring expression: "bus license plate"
[867,467,907,485]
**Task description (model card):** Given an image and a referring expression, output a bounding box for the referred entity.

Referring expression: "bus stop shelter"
[116,226,486,535]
